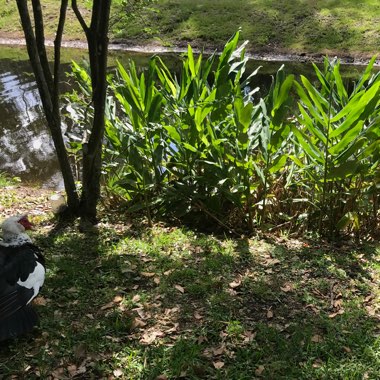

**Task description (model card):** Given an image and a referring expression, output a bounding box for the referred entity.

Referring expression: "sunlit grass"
[0,0,379,56]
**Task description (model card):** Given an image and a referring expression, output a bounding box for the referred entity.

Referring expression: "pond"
[0,43,376,189]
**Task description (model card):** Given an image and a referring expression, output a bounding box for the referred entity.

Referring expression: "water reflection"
[0,59,62,189]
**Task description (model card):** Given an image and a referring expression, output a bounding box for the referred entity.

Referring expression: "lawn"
[114,0,380,57]
[0,0,379,58]
[0,186,379,379]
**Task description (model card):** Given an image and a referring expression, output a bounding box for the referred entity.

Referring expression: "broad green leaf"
[183,142,199,153]
[326,160,360,180]
[269,155,287,174]
[164,125,181,142]
[272,74,294,116]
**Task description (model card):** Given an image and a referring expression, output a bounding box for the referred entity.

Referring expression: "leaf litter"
[0,187,379,378]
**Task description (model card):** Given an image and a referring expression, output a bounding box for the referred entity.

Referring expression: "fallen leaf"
[113,295,123,303]
[343,346,352,353]
[67,364,78,377]
[305,304,320,314]
[134,307,147,319]
[33,296,47,306]
[193,246,204,254]
[328,309,345,318]
[243,330,257,343]
[213,345,226,356]
[265,258,280,266]
[113,368,123,378]
[229,278,242,289]
[100,301,115,311]
[141,329,165,344]
[51,367,65,379]
[154,277,161,285]
[202,348,213,358]
[165,323,179,333]
[312,359,323,368]
[267,309,274,319]
[280,283,294,292]
[140,272,156,278]
[213,361,225,369]
[255,365,265,376]
[194,311,203,320]
[366,305,376,316]
[106,335,121,342]
[311,334,323,343]
[197,336,208,344]
[131,317,147,329]
[174,284,185,293]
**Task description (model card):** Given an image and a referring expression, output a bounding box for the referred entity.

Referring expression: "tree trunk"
[72,0,112,224]
[16,0,79,213]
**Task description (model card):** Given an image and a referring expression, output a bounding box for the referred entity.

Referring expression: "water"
[0,44,376,189]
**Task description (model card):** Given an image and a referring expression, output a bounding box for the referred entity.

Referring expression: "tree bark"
[16,0,79,213]
[72,0,112,224]
[16,0,111,224]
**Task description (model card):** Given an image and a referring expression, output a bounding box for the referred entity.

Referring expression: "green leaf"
[269,155,287,174]
[183,142,199,153]
[164,125,181,142]
[326,160,360,180]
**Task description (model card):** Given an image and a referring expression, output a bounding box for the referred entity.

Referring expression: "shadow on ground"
[0,217,379,379]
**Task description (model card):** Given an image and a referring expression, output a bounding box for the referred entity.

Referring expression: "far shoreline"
[1,36,378,67]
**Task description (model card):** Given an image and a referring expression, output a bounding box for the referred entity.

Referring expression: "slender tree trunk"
[72,0,112,224]
[16,0,79,213]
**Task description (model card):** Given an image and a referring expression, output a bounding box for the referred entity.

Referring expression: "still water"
[0,44,375,189]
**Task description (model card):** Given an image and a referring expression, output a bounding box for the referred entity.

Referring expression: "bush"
[63,32,380,237]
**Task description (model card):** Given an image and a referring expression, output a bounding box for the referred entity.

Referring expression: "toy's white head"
[0,215,33,246]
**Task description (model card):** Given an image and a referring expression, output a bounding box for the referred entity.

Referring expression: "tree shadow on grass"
[0,221,379,379]
[145,0,378,57]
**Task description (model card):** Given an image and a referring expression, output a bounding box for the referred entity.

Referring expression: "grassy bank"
[0,0,379,58]
[1,187,379,379]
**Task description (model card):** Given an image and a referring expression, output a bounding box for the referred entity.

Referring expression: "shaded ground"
[0,186,379,379]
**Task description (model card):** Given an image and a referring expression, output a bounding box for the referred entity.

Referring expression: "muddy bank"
[1,36,378,67]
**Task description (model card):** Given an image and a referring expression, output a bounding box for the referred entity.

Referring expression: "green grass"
[0,172,20,188]
[0,188,379,379]
[0,0,379,57]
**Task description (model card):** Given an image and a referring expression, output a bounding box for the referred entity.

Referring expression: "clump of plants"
[63,32,380,238]
[0,171,20,187]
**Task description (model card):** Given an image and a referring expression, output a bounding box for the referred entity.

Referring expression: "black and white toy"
[0,215,45,341]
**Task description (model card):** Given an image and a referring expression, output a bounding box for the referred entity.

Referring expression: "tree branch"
[71,0,89,34]
[53,0,68,112]
[31,0,54,96]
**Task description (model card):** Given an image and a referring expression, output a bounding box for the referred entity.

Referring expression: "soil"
[1,34,378,67]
